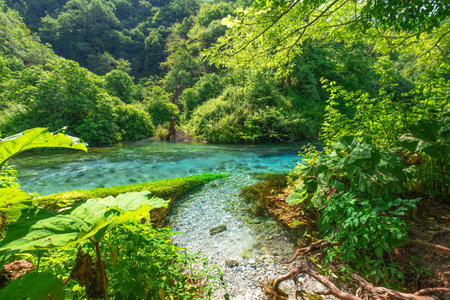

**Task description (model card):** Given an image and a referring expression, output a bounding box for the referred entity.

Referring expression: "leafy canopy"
[207,0,449,71]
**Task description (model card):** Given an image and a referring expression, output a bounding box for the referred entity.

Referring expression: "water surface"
[12,140,308,195]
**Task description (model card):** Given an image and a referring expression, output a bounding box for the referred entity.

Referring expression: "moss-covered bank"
[34,173,228,224]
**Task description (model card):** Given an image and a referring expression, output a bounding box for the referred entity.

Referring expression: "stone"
[225,258,239,268]
[209,224,227,235]
[2,259,34,280]
[241,249,251,259]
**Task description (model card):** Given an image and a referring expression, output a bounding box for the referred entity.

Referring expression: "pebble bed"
[167,174,335,299]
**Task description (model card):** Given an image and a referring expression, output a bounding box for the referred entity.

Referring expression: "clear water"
[12,140,309,196]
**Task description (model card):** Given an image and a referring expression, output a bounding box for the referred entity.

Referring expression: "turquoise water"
[12,140,308,196]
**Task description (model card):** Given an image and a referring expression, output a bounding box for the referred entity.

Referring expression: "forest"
[0,0,448,299]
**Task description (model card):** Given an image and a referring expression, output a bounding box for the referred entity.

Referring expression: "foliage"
[0,164,19,188]
[287,136,411,206]
[0,58,156,145]
[188,72,304,143]
[114,104,155,141]
[104,69,134,104]
[0,127,87,170]
[319,192,417,284]
[207,0,448,71]
[11,0,204,78]
[0,128,87,235]
[287,136,420,284]
[0,272,65,300]
[0,188,168,299]
[38,222,226,299]
[146,98,179,126]
[0,191,167,254]
[0,187,30,227]
[399,118,450,199]
[103,222,225,299]
[155,124,169,141]
[0,0,55,65]
[179,73,223,120]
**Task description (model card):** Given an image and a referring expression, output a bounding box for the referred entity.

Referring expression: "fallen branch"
[263,262,450,300]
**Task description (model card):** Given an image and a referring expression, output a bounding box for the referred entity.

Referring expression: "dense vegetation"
[0,129,228,298]
[0,0,448,298]
[0,0,401,145]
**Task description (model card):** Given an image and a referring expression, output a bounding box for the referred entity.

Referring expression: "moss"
[33,173,229,225]
[241,174,314,233]
[241,174,288,214]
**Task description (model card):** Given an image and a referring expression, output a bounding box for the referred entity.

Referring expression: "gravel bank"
[167,175,335,299]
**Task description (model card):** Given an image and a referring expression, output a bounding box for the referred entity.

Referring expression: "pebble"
[167,175,335,299]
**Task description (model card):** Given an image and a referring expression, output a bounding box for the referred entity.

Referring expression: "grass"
[34,173,229,224]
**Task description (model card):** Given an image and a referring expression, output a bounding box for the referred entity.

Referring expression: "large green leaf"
[0,272,65,300]
[398,118,450,159]
[0,191,168,253]
[0,128,87,170]
[0,188,31,223]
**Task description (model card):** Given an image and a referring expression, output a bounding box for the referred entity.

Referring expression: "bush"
[242,107,302,142]
[73,95,122,145]
[144,87,179,125]
[104,222,225,299]
[155,124,169,141]
[319,192,417,284]
[38,222,226,299]
[179,73,222,120]
[189,84,303,143]
[0,59,128,146]
[114,104,154,141]
[104,69,134,103]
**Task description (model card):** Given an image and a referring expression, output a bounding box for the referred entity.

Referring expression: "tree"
[104,69,134,103]
[206,0,449,70]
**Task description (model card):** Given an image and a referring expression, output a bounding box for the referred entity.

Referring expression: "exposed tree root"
[409,239,450,255]
[263,262,450,300]
[287,239,333,263]
[429,228,450,242]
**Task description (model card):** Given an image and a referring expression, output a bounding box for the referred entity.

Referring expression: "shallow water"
[13,140,307,195]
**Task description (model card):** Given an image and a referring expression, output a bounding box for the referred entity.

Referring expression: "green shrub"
[0,59,129,146]
[155,124,169,141]
[179,73,222,120]
[114,104,155,141]
[319,192,417,284]
[104,222,225,299]
[38,222,226,299]
[104,69,134,103]
[242,107,302,142]
[146,99,179,125]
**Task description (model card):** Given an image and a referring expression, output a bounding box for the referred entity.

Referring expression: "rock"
[225,258,239,268]
[248,258,256,265]
[241,249,252,259]
[2,259,34,280]
[209,224,227,235]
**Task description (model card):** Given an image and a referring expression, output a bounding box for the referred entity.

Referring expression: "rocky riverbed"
[167,175,335,299]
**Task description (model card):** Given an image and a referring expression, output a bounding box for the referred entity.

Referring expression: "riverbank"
[167,174,335,299]
[34,173,228,225]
